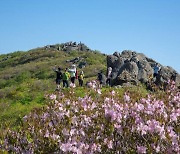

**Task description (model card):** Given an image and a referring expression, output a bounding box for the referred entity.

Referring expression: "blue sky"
[0,0,180,72]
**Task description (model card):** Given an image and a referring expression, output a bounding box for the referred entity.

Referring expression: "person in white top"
[106,67,112,86]
[68,64,77,87]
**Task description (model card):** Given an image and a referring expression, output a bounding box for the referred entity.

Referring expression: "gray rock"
[121,50,133,59]
[113,51,120,57]
[107,50,180,87]
[60,42,90,52]
[138,69,148,83]
[118,61,139,78]
[78,61,87,68]
[115,70,138,86]
[107,55,118,68]
[66,57,81,63]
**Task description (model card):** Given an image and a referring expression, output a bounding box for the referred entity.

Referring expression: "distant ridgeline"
[31,42,180,87]
[43,41,180,86]
[0,41,179,87]
[44,41,90,52]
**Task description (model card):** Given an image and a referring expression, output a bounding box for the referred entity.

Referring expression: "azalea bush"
[0,81,179,153]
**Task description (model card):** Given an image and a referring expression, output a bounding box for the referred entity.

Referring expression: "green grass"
[0,47,107,129]
[0,102,43,129]
[0,78,54,129]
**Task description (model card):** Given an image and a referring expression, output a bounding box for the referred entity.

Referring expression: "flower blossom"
[137,146,147,154]
[124,93,130,102]
[49,94,57,100]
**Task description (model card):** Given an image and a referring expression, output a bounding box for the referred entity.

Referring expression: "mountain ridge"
[0,42,179,128]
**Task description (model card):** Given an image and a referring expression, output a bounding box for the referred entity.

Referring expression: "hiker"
[106,67,112,86]
[78,71,84,86]
[153,63,160,78]
[62,68,70,88]
[155,69,164,89]
[97,71,106,87]
[53,66,63,90]
[171,72,177,82]
[68,64,77,87]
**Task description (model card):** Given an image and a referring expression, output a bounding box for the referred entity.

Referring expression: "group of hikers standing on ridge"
[53,64,84,90]
[53,62,178,91]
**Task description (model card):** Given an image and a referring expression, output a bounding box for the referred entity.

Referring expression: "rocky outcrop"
[107,50,180,86]
[65,56,87,68]
[44,42,90,52]
[66,57,81,63]
[64,42,89,52]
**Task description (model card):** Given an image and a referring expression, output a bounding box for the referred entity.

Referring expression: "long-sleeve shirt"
[154,66,160,74]
[68,68,76,77]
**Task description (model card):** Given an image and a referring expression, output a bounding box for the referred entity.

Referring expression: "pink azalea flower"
[86,82,92,88]
[60,143,72,152]
[91,143,98,151]
[91,102,97,110]
[97,89,102,94]
[137,103,144,111]
[44,130,50,138]
[170,112,178,122]
[137,146,147,154]
[114,123,123,133]
[70,129,76,136]
[49,94,57,100]
[124,93,130,102]
[111,90,116,96]
[108,140,113,149]
[105,109,117,121]
[62,128,69,136]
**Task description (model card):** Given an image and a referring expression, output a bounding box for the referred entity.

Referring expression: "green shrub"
[0,79,6,88]
[19,95,33,105]
[15,72,31,83]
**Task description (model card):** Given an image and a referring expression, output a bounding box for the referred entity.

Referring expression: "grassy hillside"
[0,46,106,128]
[1,45,179,153]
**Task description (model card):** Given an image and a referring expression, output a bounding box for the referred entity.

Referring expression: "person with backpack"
[78,71,84,86]
[62,68,70,88]
[53,66,63,90]
[153,63,160,78]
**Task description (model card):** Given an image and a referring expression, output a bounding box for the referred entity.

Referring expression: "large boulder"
[107,50,180,86]
[107,55,118,68]
[114,70,138,86]
[160,66,179,84]
[118,61,139,78]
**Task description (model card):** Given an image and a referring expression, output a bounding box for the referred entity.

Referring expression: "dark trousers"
[106,78,111,86]
[71,77,76,84]
[78,79,83,86]
[153,73,158,78]
[56,79,61,85]
[63,80,69,87]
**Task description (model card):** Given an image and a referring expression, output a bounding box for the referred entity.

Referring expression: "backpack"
[62,72,70,80]
[78,74,84,80]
